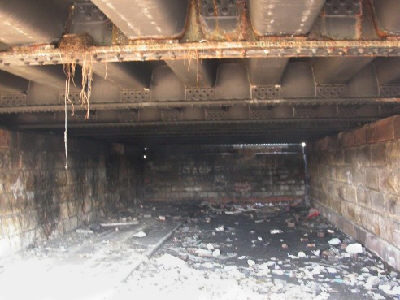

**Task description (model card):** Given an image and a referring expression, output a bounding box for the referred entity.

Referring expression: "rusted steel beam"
[1,40,400,66]
[0,97,398,114]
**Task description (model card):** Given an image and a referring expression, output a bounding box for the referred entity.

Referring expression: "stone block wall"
[0,129,139,256]
[309,115,400,269]
[144,145,305,203]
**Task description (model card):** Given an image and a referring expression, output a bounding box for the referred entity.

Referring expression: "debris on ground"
[1,201,399,300]
[328,238,341,245]
[133,231,147,238]
[346,243,363,254]
[306,208,320,219]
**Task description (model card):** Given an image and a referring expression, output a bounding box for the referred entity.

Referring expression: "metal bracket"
[379,85,400,97]
[316,84,346,98]
[249,107,274,120]
[0,94,27,107]
[185,88,215,101]
[59,92,81,105]
[161,109,182,122]
[70,0,112,45]
[324,0,362,16]
[206,108,229,120]
[251,85,281,100]
[200,0,239,32]
[120,90,150,102]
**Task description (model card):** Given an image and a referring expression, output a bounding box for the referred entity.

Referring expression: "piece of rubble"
[307,243,315,248]
[346,243,363,254]
[366,276,381,289]
[254,219,263,224]
[247,259,255,267]
[287,222,295,228]
[75,229,94,234]
[215,225,224,232]
[158,215,166,221]
[100,220,139,227]
[306,208,320,219]
[282,244,288,249]
[195,249,213,257]
[297,252,307,258]
[206,243,214,250]
[270,229,283,235]
[258,236,263,241]
[327,267,338,274]
[311,249,321,256]
[212,249,221,257]
[133,231,147,238]
[317,231,325,238]
[328,238,341,245]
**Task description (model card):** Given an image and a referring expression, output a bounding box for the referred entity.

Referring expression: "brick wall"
[309,115,400,269]
[0,129,140,256]
[143,145,305,203]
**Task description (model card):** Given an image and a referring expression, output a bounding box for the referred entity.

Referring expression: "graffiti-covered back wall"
[143,145,305,203]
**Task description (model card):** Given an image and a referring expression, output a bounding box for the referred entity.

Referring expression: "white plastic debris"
[270,229,283,235]
[75,229,93,234]
[366,276,381,289]
[206,243,214,250]
[195,249,212,257]
[328,238,341,245]
[297,252,307,258]
[311,249,320,256]
[272,270,284,276]
[133,231,147,238]
[212,249,221,257]
[258,236,263,241]
[346,243,363,254]
[158,215,166,221]
[215,225,225,232]
[247,259,255,267]
[327,267,338,274]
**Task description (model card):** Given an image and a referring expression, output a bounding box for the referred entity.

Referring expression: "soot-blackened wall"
[0,129,140,256]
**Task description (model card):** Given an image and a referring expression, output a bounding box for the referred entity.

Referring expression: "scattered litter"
[287,222,295,228]
[247,259,255,267]
[212,249,221,257]
[194,249,212,257]
[297,252,307,258]
[282,244,288,249]
[270,229,283,235]
[158,216,166,221]
[311,249,321,256]
[100,220,139,227]
[206,243,214,250]
[272,269,284,276]
[306,208,320,219]
[346,243,363,254]
[307,243,315,248]
[215,225,224,232]
[133,231,147,238]
[366,276,380,289]
[75,229,93,234]
[254,219,263,224]
[327,267,338,274]
[328,238,341,245]
[258,236,263,241]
